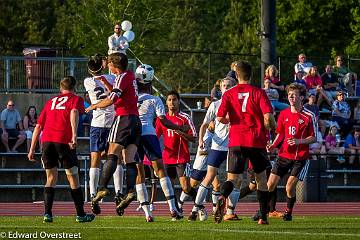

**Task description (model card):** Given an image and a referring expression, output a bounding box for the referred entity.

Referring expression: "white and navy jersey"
[84,74,115,128]
[203,99,229,151]
[138,93,165,136]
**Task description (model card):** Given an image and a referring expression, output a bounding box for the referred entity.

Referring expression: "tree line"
[1,0,359,92]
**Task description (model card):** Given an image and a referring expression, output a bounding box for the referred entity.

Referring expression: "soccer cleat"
[188,211,198,221]
[146,216,154,222]
[198,208,208,221]
[171,210,183,221]
[90,197,101,215]
[115,192,125,216]
[92,188,109,203]
[283,212,293,221]
[224,213,241,221]
[116,192,136,214]
[178,207,184,217]
[258,218,269,225]
[269,211,284,218]
[252,210,261,221]
[43,214,53,223]
[76,214,95,223]
[214,195,226,223]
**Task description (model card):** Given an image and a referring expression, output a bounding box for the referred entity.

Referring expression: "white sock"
[211,191,220,210]
[159,177,176,212]
[136,183,152,217]
[227,188,240,215]
[89,168,100,197]
[113,164,124,194]
[179,191,191,209]
[195,184,209,207]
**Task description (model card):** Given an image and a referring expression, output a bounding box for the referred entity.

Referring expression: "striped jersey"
[276,108,316,160]
[84,74,115,128]
[108,70,139,116]
[155,111,197,164]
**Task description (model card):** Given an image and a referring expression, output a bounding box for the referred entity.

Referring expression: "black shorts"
[227,147,269,174]
[271,157,310,181]
[165,163,187,180]
[41,142,78,169]
[0,128,21,138]
[108,115,141,148]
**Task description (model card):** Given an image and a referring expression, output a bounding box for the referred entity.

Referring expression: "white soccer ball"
[135,64,155,83]
[121,20,132,31]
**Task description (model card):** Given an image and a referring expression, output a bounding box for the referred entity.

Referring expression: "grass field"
[0,216,359,240]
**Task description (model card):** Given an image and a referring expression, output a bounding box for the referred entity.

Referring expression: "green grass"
[0,216,359,240]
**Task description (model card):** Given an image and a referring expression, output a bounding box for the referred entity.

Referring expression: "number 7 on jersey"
[238,92,249,112]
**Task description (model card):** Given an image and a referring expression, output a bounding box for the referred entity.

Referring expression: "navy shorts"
[271,157,310,181]
[137,135,162,161]
[41,142,78,169]
[90,127,110,152]
[207,149,228,168]
[227,146,269,174]
[190,169,207,181]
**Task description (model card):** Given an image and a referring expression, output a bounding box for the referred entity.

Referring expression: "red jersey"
[155,111,197,165]
[38,92,84,144]
[108,70,139,116]
[276,108,316,160]
[304,75,322,89]
[217,84,273,148]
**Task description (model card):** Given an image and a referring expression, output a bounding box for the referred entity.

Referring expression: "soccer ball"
[135,64,154,83]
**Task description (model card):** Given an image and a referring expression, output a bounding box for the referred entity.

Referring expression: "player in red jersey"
[28,76,95,223]
[214,60,276,225]
[155,90,197,219]
[267,83,316,221]
[85,53,141,215]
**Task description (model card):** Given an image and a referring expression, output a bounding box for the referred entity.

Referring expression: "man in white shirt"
[108,23,128,55]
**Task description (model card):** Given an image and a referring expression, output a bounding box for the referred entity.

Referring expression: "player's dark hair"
[108,53,128,71]
[234,60,252,81]
[167,90,180,101]
[88,55,103,75]
[60,76,76,91]
[286,83,306,97]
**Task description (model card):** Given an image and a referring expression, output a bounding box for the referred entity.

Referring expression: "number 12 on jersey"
[51,96,68,110]
[238,92,249,112]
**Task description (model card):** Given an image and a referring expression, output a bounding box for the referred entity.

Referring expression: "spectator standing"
[108,23,128,55]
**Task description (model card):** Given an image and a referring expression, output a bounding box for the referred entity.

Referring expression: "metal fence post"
[70,59,75,76]
[5,59,10,90]
[84,154,88,202]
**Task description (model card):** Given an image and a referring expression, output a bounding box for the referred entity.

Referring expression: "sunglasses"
[7,104,14,106]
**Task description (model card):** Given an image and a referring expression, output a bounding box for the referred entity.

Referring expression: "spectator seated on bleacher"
[304,66,332,107]
[344,127,360,166]
[321,65,339,103]
[294,53,312,80]
[0,100,26,153]
[294,72,306,86]
[309,128,326,160]
[325,125,345,163]
[264,65,286,101]
[331,90,354,136]
[263,78,289,111]
[333,55,358,96]
[23,105,38,152]
[353,100,360,125]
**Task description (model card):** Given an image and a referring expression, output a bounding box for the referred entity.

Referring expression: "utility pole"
[260,0,276,86]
